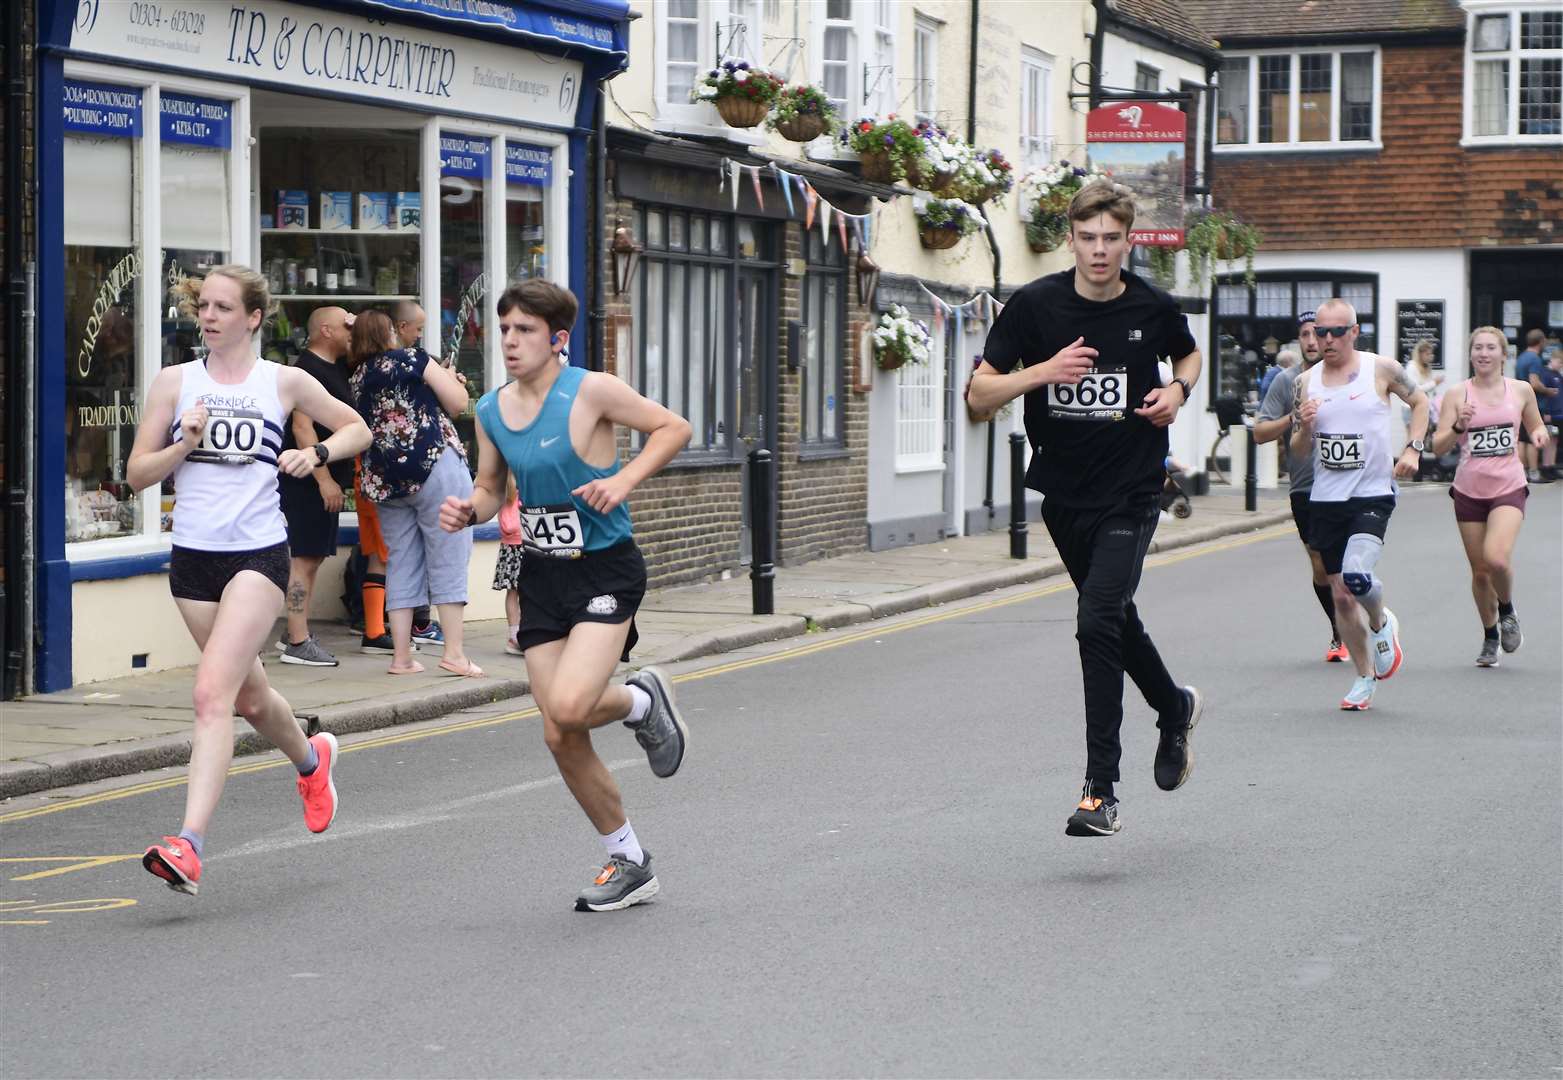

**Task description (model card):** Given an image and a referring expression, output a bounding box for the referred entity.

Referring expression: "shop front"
[33,0,628,690]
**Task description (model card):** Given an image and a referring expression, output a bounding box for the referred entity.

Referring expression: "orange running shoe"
[1324,640,1349,663]
[296,731,339,833]
[143,836,202,895]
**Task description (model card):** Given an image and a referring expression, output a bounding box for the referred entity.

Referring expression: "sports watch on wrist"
[1405,439,1425,453]
[1170,376,1192,401]
[313,443,330,466]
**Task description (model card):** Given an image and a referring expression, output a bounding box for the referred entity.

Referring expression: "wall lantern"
[610,219,643,296]
[855,250,880,308]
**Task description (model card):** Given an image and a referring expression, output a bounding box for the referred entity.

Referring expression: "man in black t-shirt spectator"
[970,181,1204,839]
[277,306,356,666]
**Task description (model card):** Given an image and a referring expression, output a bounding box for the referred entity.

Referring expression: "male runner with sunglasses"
[1290,298,1429,711]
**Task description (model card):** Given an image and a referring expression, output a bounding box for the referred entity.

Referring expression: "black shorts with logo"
[1308,495,1395,576]
[515,539,645,661]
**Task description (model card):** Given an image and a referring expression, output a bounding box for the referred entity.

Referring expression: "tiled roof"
[1179,0,1463,42]
[1107,0,1221,56]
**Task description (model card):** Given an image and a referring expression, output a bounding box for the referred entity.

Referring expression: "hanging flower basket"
[872,304,932,371]
[715,95,771,128]
[907,156,955,193]
[1026,212,1069,253]
[775,114,827,142]
[876,345,911,371]
[859,149,895,183]
[919,226,963,250]
[845,117,926,184]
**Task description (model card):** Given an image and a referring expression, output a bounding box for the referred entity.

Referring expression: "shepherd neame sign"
[69,0,582,126]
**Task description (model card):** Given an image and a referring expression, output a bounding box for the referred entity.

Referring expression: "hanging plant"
[692,61,784,128]
[1183,209,1262,290]
[872,304,932,370]
[1017,159,1109,220]
[910,122,963,192]
[844,115,928,184]
[1025,212,1070,254]
[1146,245,1179,289]
[942,147,1015,205]
[767,83,840,142]
[914,196,982,250]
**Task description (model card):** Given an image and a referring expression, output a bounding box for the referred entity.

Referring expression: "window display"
[441,132,490,464]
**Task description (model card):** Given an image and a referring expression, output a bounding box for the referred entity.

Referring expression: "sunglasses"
[1316,325,1354,338]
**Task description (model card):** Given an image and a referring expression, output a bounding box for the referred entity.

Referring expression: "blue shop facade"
[32,0,627,690]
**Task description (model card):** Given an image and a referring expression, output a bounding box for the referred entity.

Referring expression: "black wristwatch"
[313,443,330,466]
[1405,439,1425,453]
[1170,376,1192,401]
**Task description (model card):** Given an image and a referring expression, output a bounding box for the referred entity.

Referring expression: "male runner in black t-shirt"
[970,181,1204,837]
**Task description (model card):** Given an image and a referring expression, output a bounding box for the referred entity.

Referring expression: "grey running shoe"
[575,851,659,912]
[1498,612,1522,654]
[1065,781,1121,837]
[624,666,688,778]
[1370,608,1402,680]
[1154,685,1202,792]
[1340,674,1376,711]
[280,636,338,667]
[1476,636,1500,668]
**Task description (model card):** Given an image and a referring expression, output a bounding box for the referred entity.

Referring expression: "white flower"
[733,69,749,82]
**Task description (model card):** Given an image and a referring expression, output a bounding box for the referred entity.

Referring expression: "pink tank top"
[497,498,523,546]
[1454,379,1526,498]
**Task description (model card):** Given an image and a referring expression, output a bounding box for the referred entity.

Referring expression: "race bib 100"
[521,502,584,559]
[1468,423,1515,458]
[1317,432,1365,470]
[1046,369,1127,421]
[187,407,265,465]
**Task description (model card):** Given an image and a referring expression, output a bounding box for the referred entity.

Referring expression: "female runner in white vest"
[126,266,371,896]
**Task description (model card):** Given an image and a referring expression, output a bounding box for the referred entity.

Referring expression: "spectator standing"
[493,473,524,655]
[391,300,447,647]
[277,306,356,666]
[1515,329,1551,482]
[350,310,482,676]
[1259,347,1298,404]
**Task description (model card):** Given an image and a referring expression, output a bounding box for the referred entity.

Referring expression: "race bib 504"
[521,502,584,559]
[1046,369,1127,421]
[1468,423,1515,458]
[1317,432,1365,470]
[187,407,265,465]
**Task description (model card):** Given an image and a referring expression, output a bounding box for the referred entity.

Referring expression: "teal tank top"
[475,365,633,556]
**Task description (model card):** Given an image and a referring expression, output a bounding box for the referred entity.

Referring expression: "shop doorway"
[736,265,777,564]
[1471,249,1563,347]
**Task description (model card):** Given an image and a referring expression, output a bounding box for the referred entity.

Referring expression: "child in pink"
[492,474,524,654]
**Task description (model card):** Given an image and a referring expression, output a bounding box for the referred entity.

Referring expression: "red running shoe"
[143,836,202,895]
[297,731,339,833]
[1324,640,1349,663]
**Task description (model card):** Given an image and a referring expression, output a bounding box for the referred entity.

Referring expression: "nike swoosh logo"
[540,436,559,448]
[556,391,571,399]
[1349,392,1364,399]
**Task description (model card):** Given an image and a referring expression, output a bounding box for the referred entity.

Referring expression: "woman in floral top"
[349,310,483,676]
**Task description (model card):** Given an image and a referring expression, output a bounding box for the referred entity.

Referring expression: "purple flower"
[883,133,893,147]
[737,60,750,70]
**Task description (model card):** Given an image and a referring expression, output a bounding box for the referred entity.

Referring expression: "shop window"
[505,141,552,283]
[633,208,732,453]
[1212,272,1377,403]
[896,317,942,471]
[257,127,423,369]
[63,81,144,545]
[1467,6,1563,141]
[1217,50,1380,149]
[441,132,491,464]
[802,230,846,446]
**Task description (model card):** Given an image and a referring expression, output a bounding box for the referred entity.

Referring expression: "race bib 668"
[1046,369,1127,421]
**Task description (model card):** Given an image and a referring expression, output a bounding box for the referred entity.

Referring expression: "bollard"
[1009,431,1028,559]
[748,447,775,615]
[1244,419,1258,512]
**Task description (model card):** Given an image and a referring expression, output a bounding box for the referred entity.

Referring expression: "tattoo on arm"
[1388,361,1417,401]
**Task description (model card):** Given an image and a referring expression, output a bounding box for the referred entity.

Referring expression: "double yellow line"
[0,524,1292,826]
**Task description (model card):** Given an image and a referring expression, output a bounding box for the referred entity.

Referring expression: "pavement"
[0,485,1292,799]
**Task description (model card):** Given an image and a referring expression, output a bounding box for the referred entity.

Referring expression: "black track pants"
[1041,494,1184,784]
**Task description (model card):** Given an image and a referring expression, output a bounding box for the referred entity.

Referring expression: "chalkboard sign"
[1397,299,1445,371]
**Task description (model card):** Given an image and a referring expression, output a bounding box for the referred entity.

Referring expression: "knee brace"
[1341,533,1384,604]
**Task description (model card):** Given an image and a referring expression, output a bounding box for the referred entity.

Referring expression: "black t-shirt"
[280,349,355,486]
[982,270,1196,507]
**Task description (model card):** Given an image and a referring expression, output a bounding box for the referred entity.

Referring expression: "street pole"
[748,447,775,614]
[1009,431,1028,559]
[1244,418,1257,512]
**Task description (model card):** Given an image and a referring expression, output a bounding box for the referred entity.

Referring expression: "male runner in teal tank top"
[439,280,693,912]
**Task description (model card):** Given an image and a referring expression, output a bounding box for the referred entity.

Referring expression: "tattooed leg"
[284,556,325,645]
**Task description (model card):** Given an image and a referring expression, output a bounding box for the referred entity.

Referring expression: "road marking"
[0,897,139,925]
[0,524,1293,826]
[1,855,141,881]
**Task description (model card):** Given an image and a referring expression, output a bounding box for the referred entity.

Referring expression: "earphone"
[550,333,559,346]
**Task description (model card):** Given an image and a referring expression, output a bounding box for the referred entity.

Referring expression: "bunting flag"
[860,211,873,250]
[836,210,848,253]
[818,196,832,243]
[802,180,818,230]
[932,302,945,333]
[728,159,742,211]
[747,165,765,211]
[774,166,796,216]
[849,216,864,252]
[953,304,965,354]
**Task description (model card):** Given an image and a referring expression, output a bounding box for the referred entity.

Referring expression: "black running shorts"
[279,474,342,558]
[515,539,645,661]
[1289,491,1316,549]
[1308,495,1395,576]
[170,541,291,602]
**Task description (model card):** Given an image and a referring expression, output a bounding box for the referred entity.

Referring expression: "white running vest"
[1307,351,1396,503]
[168,358,289,551]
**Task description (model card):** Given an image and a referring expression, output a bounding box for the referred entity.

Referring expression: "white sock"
[507,623,519,639]
[625,683,652,724]
[600,820,644,865]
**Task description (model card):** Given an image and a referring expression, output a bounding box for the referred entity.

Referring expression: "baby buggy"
[1160,464,1193,519]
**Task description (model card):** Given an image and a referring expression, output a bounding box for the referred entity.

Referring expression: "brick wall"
[599,186,869,590]
[1212,43,1563,250]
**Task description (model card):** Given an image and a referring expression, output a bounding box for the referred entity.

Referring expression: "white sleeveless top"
[1307,351,1396,503]
[169,358,289,551]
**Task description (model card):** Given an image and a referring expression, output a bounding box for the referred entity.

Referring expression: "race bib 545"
[521,503,585,558]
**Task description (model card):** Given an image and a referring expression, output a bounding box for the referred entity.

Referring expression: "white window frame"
[1135,62,1162,93]
[1213,47,1383,152]
[810,0,897,130]
[913,13,938,125]
[894,325,944,472]
[1020,46,1055,167]
[1461,1,1563,146]
[62,59,250,562]
[653,0,766,135]
[869,0,898,117]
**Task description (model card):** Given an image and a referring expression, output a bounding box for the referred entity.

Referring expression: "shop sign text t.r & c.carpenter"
[69,0,584,128]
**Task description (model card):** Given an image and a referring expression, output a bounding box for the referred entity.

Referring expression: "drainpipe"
[590,79,609,372]
[969,0,1003,527]
[1089,0,1107,109]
